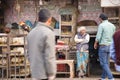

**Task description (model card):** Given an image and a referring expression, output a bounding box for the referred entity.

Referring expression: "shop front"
[0,0,120,79]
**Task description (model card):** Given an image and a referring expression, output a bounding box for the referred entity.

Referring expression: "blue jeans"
[98,45,113,79]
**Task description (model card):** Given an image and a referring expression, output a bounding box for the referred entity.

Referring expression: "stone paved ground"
[55,78,120,80]
[1,78,119,80]
[2,60,119,80]
[55,75,120,80]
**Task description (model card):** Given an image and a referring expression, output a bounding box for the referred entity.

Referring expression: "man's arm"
[94,41,98,49]
[44,32,56,79]
[81,34,90,44]
[94,25,103,49]
[74,35,84,43]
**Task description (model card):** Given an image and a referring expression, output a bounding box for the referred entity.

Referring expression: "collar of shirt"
[102,20,108,23]
[37,22,54,31]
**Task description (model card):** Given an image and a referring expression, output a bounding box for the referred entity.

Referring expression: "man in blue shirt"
[94,13,116,80]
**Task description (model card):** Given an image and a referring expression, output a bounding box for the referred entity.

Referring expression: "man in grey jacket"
[27,9,56,80]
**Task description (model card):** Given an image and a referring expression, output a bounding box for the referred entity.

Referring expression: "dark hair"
[38,9,51,22]
[99,13,108,20]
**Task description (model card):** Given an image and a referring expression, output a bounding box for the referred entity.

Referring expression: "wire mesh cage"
[0,33,31,80]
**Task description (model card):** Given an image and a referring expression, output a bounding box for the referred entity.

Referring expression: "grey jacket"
[27,22,56,79]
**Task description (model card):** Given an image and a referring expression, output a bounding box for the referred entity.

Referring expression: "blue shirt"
[110,40,116,61]
[96,20,116,45]
[110,40,120,72]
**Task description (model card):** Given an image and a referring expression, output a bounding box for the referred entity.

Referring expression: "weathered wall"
[78,0,102,24]
[4,0,36,24]
[4,0,71,24]
[4,0,103,25]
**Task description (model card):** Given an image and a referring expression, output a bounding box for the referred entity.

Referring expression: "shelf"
[10,34,27,37]
[108,17,119,20]
[61,22,72,26]
[10,51,21,53]
[0,33,28,78]
[0,65,7,68]
[10,64,30,67]
[57,72,70,74]
[59,14,74,45]
[0,51,24,54]
[0,54,7,57]
[10,73,30,77]
[0,33,8,37]
[9,51,24,57]
[10,44,25,46]
[61,34,72,37]
[0,44,7,47]
[111,70,120,75]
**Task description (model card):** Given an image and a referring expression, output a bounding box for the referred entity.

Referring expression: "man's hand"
[94,41,98,49]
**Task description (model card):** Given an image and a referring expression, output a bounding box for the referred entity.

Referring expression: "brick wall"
[4,0,36,24]
[4,0,102,25]
[4,0,71,24]
[78,0,102,24]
